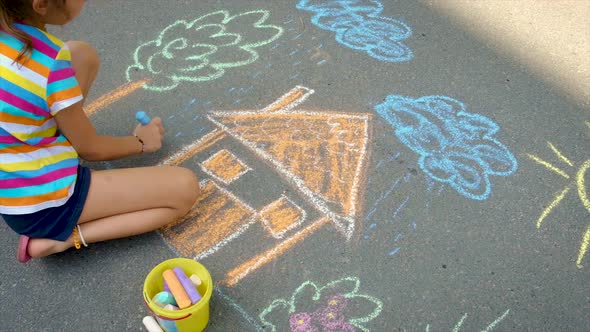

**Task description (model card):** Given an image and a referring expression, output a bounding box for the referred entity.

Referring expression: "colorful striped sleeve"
[46,45,83,115]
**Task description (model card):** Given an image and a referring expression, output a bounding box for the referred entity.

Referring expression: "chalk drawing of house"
[159,86,373,286]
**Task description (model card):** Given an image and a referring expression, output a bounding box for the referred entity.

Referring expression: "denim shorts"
[1,165,92,241]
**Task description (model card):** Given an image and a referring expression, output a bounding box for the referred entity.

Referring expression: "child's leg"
[27,166,200,258]
[26,42,199,258]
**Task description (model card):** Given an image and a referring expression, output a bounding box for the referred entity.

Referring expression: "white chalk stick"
[190,274,202,286]
[142,316,163,332]
[164,304,179,311]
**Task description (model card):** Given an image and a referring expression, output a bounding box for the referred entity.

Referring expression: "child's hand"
[133,117,165,153]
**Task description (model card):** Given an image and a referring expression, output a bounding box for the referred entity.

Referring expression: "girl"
[0,0,200,263]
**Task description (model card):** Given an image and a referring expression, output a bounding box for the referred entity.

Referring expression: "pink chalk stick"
[173,267,202,304]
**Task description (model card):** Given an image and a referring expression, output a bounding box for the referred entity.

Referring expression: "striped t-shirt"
[0,23,83,215]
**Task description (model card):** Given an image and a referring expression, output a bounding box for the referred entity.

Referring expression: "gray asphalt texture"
[1,1,589,331]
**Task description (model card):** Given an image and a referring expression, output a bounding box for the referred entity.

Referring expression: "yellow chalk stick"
[162,269,192,309]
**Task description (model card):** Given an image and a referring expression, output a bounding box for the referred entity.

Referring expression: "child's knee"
[66,41,100,71]
[171,167,200,212]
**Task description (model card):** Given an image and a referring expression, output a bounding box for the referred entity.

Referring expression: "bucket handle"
[143,292,192,321]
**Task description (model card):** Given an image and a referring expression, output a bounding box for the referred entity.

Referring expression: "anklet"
[77,225,88,247]
[72,227,81,250]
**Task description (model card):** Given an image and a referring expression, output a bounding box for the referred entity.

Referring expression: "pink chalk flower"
[259,277,383,332]
[289,312,319,332]
[311,295,356,331]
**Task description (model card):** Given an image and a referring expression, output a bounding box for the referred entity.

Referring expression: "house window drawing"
[200,149,251,185]
[260,195,307,239]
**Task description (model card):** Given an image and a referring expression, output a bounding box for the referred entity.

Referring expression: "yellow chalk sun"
[527,142,590,269]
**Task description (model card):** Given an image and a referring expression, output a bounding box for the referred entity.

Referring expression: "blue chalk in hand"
[135,111,151,125]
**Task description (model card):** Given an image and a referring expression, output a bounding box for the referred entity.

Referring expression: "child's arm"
[54,102,165,161]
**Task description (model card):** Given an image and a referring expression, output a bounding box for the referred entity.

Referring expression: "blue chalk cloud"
[375,95,518,200]
[297,0,413,62]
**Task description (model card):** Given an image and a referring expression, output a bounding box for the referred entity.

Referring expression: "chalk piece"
[189,274,202,286]
[136,111,151,125]
[163,281,170,293]
[164,304,179,311]
[173,267,202,304]
[153,291,177,307]
[162,269,192,309]
[151,295,166,308]
[142,316,163,332]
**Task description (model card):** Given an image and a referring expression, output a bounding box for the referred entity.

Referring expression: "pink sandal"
[17,235,32,263]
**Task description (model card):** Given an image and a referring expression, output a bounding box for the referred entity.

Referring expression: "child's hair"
[0,0,64,63]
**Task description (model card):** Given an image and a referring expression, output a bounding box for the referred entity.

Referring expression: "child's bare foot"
[27,238,72,258]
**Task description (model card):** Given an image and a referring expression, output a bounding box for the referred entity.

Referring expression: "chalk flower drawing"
[297,0,413,62]
[260,276,383,332]
[375,95,518,200]
[126,10,283,91]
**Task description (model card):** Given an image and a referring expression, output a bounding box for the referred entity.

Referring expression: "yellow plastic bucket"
[143,258,213,332]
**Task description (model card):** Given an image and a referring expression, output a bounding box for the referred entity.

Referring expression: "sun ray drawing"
[527,140,590,268]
